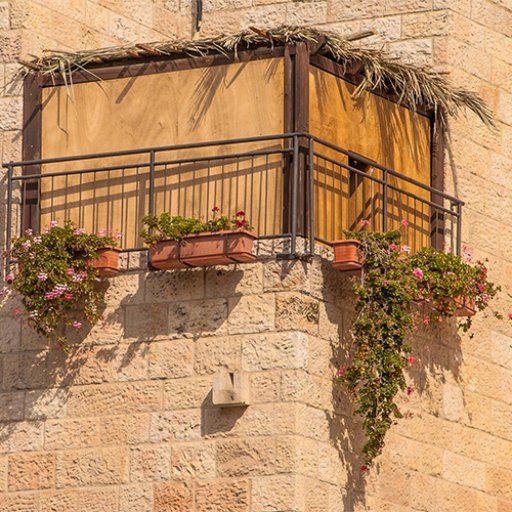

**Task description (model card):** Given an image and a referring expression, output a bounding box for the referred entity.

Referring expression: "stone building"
[1,1,512,512]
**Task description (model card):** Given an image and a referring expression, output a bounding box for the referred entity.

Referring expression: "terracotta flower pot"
[150,230,257,269]
[453,297,476,317]
[90,247,121,277]
[150,240,188,270]
[331,239,363,271]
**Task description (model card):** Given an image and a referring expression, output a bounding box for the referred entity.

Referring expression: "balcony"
[3,133,463,271]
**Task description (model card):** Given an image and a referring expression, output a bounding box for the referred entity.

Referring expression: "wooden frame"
[22,40,445,247]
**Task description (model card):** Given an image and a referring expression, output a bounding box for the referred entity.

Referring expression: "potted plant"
[141,207,257,269]
[6,221,118,347]
[86,228,123,277]
[331,239,363,270]
[337,230,501,467]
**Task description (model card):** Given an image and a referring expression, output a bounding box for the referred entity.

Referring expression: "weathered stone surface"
[44,418,99,450]
[227,294,275,334]
[241,332,308,371]
[124,303,169,341]
[25,388,68,420]
[206,263,263,297]
[154,481,193,512]
[67,382,162,417]
[99,414,151,445]
[194,335,241,374]
[216,437,276,476]
[195,478,250,512]
[56,447,129,487]
[168,299,228,338]
[148,339,194,379]
[145,268,204,303]
[0,421,43,454]
[119,484,152,512]
[275,292,319,334]
[164,376,212,410]
[150,410,201,442]
[8,452,54,491]
[171,441,216,479]
[129,443,171,482]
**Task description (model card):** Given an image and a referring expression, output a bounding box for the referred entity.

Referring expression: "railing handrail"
[2,132,302,168]
[310,134,464,207]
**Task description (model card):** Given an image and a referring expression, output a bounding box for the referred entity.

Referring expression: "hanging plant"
[337,228,500,466]
[5,221,120,348]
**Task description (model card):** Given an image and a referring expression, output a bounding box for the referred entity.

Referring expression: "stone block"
[195,478,250,512]
[99,413,151,445]
[168,299,228,338]
[154,481,194,512]
[44,418,99,450]
[275,292,319,334]
[129,443,171,482]
[119,484,153,512]
[0,493,39,512]
[251,475,304,512]
[171,441,216,480]
[144,268,204,303]
[164,376,212,410]
[263,259,307,292]
[148,339,194,379]
[227,294,275,334]
[217,437,276,477]
[241,332,308,371]
[205,263,263,298]
[8,452,54,491]
[249,371,281,403]
[102,273,144,305]
[56,447,129,488]
[0,421,43,454]
[25,388,68,420]
[67,381,162,417]
[194,335,241,375]
[0,391,24,421]
[150,410,201,442]
[124,303,169,341]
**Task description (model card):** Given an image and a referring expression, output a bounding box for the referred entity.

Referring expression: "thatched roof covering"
[20,26,493,127]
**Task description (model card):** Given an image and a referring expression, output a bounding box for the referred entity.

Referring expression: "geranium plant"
[5,221,118,348]
[337,228,500,466]
[141,207,251,244]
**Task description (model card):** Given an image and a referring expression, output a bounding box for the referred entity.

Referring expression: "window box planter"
[90,247,122,277]
[150,230,257,269]
[331,239,363,271]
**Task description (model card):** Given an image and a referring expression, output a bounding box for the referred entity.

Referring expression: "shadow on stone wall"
[321,262,464,511]
[0,264,247,449]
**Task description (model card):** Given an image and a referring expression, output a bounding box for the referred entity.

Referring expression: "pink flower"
[212,206,220,213]
[73,228,85,236]
[508,313,512,320]
[401,219,409,226]
[28,310,38,319]
[402,245,411,254]
[360,219,370,227]
[97,228,107,237]
[22,240,31,249]
[337,366,346,377]
[408,356,416,364]
[49,220,58,229]
[412,267,424,280]
[66,268,75,275]
[422,317,429,326]
[406,385,414,396]
[389,243,398,251]
[64,293,74,301]
[24,228,33,236]
[33,236,42,244]
[5,273,14,283]
[37,272,48,282]
[72,320,82,330]
[478,283,485,293]
[481,294,489,302]
[12,308,20,317]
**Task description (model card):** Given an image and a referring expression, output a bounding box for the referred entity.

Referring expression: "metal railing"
[3,133,463,272]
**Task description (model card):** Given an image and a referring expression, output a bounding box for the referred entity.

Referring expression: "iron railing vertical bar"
[308,136,315,255]
[6,165,13,275]
[290,135,299,257]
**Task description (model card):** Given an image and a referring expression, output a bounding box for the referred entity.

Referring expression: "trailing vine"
[337,229,500,466]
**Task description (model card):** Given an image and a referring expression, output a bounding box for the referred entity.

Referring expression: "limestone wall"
[1,1,512,511]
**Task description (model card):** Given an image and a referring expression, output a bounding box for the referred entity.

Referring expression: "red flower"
[236,210,245,217]
[406,385,414,396]
[64,293,74,301]
[360,464,369,472]
[235,219,247,228]
[508,313,512,320]
[211,206,220,212]
[408,356,415,364]
[337,366,346,377]
[12,308,20,317]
